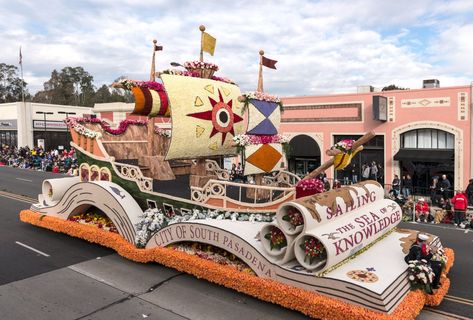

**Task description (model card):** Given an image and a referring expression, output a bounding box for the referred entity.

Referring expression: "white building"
[0,102,92,150]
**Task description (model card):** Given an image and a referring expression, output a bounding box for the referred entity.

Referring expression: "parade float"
[20,26,454,319]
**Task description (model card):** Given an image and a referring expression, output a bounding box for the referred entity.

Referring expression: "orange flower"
[19,209,455,320]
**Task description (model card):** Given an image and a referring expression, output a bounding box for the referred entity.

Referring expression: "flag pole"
[257,50,264,93]
[150,39,157,81]
[19,46,25,103]
[199,25,205,62]
[148,39,159,156]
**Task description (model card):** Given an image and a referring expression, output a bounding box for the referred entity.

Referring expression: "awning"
[393,149,454,162]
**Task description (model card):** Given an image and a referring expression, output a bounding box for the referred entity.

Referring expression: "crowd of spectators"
[0,144,77,175]
[396,173,473,228]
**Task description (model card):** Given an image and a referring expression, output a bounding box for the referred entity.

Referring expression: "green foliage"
[381,84,407,91]
[0,63,30,103]
[30,68,134,107]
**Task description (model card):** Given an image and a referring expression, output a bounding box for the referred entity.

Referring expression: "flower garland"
[135,207,274,248]
[183,61,219,71]
[300,237,327,264]
[65,117,148,136]
[233,134,289,147]
[115,78,165,91]
[65,117,102,139]
[331,139,355,154]
[407,259,435,294]
[20,209,455,320]
[233,134,290,155]
[296,178,325,192]
[264,226,287,250]
[282,208,304,230]
[160,69,235,84]
[161,69,201,77]
[241,91,284,113]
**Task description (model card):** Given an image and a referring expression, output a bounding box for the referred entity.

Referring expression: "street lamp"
[36,111,54,149]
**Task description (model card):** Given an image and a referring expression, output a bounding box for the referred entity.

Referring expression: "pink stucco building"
[281,83,472,192]
[93,81,472,193]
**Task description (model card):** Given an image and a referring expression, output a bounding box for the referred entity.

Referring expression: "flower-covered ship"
[21,26,454,319]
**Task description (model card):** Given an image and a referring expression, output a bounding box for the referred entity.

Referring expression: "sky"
[1,0,473,97]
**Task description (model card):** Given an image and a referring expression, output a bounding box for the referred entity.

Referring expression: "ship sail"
[161,74,246,160]
[241,96,284,176]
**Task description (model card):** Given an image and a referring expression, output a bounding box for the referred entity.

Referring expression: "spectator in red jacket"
[415,198,430,222]
[451,190,468,226]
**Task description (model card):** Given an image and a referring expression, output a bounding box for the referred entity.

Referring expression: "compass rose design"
[187,88,243,145]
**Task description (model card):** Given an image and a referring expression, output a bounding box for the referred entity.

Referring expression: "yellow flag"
[202,32,216,56]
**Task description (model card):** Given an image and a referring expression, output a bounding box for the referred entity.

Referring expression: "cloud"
[1,0,472,96]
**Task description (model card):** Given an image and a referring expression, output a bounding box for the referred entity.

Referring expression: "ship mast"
[148,39,160,157]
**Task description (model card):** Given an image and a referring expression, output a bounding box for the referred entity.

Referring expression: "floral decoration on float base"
[20,209,455,320]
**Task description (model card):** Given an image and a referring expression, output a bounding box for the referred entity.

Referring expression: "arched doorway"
[394,128,454,196]
[288,135,321,177]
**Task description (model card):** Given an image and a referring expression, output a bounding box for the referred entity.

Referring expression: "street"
[0,166,472,319]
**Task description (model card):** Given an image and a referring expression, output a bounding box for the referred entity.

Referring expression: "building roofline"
[281,84,472,101]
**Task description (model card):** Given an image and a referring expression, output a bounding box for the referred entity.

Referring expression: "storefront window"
[0,130,17,147]
[333,135,385,185]
[401,129,453,149]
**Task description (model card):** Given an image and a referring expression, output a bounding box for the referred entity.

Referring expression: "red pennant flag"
[262,56,277,69]
[154,45,163,51]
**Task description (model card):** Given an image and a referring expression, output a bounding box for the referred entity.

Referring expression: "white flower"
[409,275,415,281]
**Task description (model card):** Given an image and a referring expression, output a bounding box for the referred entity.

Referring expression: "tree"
[0,63,29,103]
[382,84,407,91]
[94,84,112,103]
[34,66,96,107]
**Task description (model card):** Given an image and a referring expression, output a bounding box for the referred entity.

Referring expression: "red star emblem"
[187,89,243,145]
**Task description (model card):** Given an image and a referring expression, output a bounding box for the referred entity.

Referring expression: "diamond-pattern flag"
[246,99,280,136]
[244,143,283,175]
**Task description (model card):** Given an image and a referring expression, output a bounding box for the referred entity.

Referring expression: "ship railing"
[112,161,153,192]
[263,170,301,187]
[205,159,230,181]
[191,179,295,207]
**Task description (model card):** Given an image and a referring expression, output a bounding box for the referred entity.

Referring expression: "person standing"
[362,164,370,181]
[370,161,378,181]
[430,177,439,206]
[391,174,401,197]
[402,174,413,198]
[377,164,384,184]
[351,163,358,184]
[439,174,451,200]
[451,190,468,226]
[465,179,473,207]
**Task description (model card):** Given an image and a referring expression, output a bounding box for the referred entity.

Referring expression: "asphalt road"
[0,166,60,198]
[0,166,472,319]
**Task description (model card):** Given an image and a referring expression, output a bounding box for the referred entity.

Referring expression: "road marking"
[0,190,36,204]
[15,241,50,257]
[15,178,33,182]
[445,294,473,306]
[424,307,472,320]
